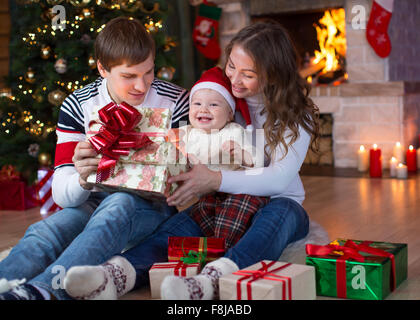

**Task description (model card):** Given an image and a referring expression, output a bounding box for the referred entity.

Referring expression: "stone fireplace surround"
[212,0,420,168]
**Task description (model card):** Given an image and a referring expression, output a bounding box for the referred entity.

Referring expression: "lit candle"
[393,142,405,164]
[389,157,398,177]
[396,163,408,179]
[369,144,382,178]
[357,145,369,172]
[406,145,417,172]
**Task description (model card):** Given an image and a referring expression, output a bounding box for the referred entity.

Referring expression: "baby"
[176,67,269,249]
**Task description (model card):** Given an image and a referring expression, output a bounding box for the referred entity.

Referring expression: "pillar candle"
[393,142,404,164]
[396,163,408,179]
[389,157,398,177]
[369,144,382,178]
[417,147,420,171]
[406,145,417,172]
[357,145,369,172]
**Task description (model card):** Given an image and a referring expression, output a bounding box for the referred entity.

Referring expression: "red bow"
[89,102,153,182]
[233,261,292,300]
[306,240,396,298]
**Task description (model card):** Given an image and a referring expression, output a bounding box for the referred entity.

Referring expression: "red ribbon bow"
[233,261,292,300]
[89,102,153,182]
[150,261,200,277]
[306,240,396,298]
[0,165,21,182]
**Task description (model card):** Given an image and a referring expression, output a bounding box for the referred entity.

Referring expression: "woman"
[63,20,320,300]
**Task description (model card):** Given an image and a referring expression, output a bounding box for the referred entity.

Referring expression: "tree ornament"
[120,0,142,12]
[0,88,12,99]
[81,8,94,19]
[25,68,36,83]
[54,58,67,74]
[80,34,92,44]
[38,152,52,166]
[88,56,96,69]
[157,67,175,81]
[40,45,52,59]
[68,0,91,7]
[46,0,64,5]
[48,89,66,106]
[28,143,40,158]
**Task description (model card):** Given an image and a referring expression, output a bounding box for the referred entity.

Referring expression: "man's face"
[97,53,155,106]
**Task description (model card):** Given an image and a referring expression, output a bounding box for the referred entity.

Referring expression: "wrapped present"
[86,102,187,201]
[305,239,408,300]
[149,261,201,299]
[168,237,225,265]
[35,168,61,214]
[0,165,38,211]
[219,260,316,300]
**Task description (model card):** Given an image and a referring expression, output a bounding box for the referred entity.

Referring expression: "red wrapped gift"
[168,237,225,264]
[0,165,38,211]
[0,181,38,210]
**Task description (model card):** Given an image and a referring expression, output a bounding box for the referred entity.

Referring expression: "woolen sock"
[160,257,239,300]
[64,256,136,300]
[0,283,46,300]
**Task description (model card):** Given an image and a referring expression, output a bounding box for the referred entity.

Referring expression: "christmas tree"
[0,0,178,183]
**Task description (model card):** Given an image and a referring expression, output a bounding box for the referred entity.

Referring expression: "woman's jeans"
[0,192,176,300]
[121,197,309,289]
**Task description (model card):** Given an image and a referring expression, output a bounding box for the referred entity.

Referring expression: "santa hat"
[189,67,253,130]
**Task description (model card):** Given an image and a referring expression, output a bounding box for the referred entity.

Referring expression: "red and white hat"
[189,67,253,130]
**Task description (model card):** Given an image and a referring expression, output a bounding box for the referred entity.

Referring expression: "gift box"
[167,237,226,265]
[35,168,60,214]
[219,260,316,300]
[86,103,187,201]
[0,165,38,211]
[305,239,408,300]
[149,261,201,299]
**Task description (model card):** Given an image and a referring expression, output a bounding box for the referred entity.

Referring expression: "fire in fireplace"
[253,8,348,86]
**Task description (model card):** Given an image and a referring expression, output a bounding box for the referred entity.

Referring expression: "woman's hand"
[72,141,100,190]
[166,154,222,207]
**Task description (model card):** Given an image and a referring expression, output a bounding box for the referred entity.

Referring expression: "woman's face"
[225,44,260,99]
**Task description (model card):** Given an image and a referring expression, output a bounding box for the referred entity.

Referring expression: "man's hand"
[72,141,100,190]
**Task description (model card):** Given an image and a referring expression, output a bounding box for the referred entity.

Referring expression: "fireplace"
[244,0,420,169]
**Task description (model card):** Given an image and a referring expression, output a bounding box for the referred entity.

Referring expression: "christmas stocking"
[366,0,394,58]
[192,4,222,60]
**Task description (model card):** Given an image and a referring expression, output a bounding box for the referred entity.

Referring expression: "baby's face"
[189,89,233,133]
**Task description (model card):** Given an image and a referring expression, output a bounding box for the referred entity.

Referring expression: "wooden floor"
[1,173,419,300]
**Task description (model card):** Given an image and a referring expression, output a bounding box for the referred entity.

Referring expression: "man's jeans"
[121,197,309,289]
[0,192,176,299]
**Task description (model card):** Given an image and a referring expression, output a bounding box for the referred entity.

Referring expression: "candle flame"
[359,145,365,151]
[373,144,378,149]
[391,157,396,162]
[409,145,414,151]
[398,163,404,168]
[396,142,401,147]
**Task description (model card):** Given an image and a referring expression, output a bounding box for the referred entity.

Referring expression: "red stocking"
[366,0,394,58]
[192,4,222,60]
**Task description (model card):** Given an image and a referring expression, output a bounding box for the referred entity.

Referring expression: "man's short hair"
[95,16,155,71]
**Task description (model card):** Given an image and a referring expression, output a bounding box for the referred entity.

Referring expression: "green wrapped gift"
[305,239,407,300]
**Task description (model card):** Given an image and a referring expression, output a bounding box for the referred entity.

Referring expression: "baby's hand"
[222,140,253,167]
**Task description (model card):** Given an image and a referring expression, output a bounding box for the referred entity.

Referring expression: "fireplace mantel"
[250,0,345,15]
